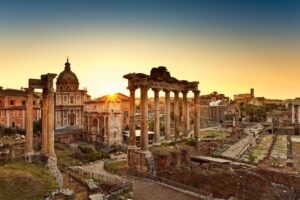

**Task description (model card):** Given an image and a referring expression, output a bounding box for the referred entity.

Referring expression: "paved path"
[221,128,255,159]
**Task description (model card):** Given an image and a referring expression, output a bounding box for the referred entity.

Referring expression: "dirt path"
[81,154,199,200]
[128,177,199,200]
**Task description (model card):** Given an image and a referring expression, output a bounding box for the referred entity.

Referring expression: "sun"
[108,93,118,101]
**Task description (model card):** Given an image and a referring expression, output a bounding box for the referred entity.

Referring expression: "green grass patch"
[0,160,58,200]
[104,161,127,175]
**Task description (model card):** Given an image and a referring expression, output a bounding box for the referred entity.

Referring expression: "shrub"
[186,137,197,146]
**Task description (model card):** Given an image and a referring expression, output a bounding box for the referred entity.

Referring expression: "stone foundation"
[128,148,152,173]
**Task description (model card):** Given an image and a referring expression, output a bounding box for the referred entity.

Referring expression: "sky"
[0,0,299,99]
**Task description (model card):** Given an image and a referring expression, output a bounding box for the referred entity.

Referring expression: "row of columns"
[128,86,200,152]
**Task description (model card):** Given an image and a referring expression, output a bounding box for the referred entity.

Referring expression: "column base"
[153,142,162,146]
[163,140,172,144]
[128,149,153,173]
[24,151,34,163]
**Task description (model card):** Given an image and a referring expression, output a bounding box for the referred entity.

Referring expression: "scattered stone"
[89,193,105,200]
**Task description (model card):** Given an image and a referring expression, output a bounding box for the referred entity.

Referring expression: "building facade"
[83,93,129,146]
[55,59,90,129]
[0,87,41,129]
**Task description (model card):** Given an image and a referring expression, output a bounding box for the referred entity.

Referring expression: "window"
[22,100,26,105]
[0,100,2,108]
[33,101,36,105]
[70,96,74,104]
[124,111,128,118]
[9,100,15,106]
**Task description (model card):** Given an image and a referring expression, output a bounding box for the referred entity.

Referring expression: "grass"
[200,130,230,141]
[104,161,128,175]
[293,142,300,171]
[0,160,59,200]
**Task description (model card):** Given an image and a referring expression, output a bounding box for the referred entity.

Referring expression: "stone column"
[153,88,161,145]
[97,117,100,135]
[298,105,300,124]
[128,87,136,148]
[25,88,34,162]
[292,105,295,124]
[174,91,180,139]
[47,87,56,158]
[193,90,200,140]
[182,91,189,137]
[41,89,48,155]
[140,86,149,152]
[164,89,171,142]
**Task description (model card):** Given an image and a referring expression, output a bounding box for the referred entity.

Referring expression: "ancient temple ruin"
[25,73,63,188]
[123,66,200,172]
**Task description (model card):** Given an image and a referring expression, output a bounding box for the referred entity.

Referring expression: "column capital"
[127,86,137,91]
[152,88,161,92]
[25,87,34,94]
[139,85,150,91]
[163,89,170,93]
[181,90,189,95]
[193,90,201,95]
[173,90,179,95]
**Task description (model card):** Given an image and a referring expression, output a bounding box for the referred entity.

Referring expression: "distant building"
[55,59,90,129]
[0,87,41,128]
[233,88,254,104]
[199,91,232,127]
[83,93,130,146]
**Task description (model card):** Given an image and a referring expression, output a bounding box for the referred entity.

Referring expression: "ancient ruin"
[25,73,63,188]
[123,66,200,172]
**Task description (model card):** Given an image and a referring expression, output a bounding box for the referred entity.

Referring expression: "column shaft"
[194,90,200,139]
[47,88,55,157]
[292,105,295,123]
[182,91,189,137]
[41,90,48,155]
[153,89,160,144]
[25,88,34,159]
[164,90,171,142]
[174,91,180,139]
[140,86,149,151]
[129,87,136,147]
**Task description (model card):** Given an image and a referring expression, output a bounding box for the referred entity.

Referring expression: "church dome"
[56,59,79,92]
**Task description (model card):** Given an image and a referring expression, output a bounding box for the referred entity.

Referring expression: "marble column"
[41,89,48,155]
[164,89,171,142]
[47,87,56,158]
[182,91,189,137]
[128,87,136,148]
[193,90,200,140]
[174,91,180,139]
[292,105,295,124]
[25,88,34,162]
[140,86,149,151]
[153,88,161,145]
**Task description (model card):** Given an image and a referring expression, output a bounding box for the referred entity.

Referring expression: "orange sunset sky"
[0,1,299,99]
